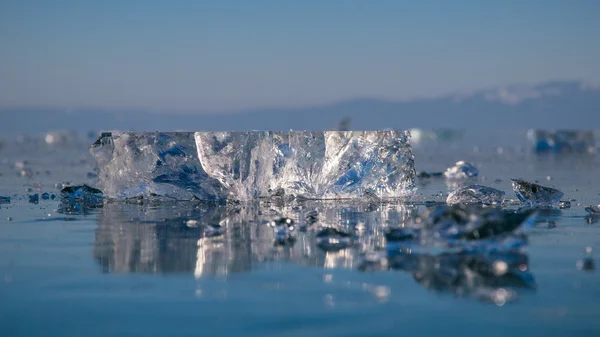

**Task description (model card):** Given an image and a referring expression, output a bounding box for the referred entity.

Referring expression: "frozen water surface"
[1,128,600,337]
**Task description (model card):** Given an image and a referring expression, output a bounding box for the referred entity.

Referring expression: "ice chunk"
[527,129,595,154]
[28,194,39,204]
[60,185,104,206]
[90,132,227,200]
[444,161,478,179]
[511,179,564,206]
[0,196,10,204]
[90,131,416,201]
[194,130,416,200]
[446,185,505,205]
[585,204,600,214]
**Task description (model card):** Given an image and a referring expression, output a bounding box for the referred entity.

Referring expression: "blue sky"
[1,0,599,112]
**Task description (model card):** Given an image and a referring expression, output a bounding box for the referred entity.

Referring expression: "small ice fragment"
[7,217,13,221]
[28,194,39,204]
[60,185,104,206]
[41,193,50,200]
[186,219,199,227]
[446,185,505,205]
[559,200,571,209]
[315,227,352,251]
[444,161,478,179]
[527,129,595,154]
[0,196,10,204]
[584,205,600,214]
[510,179,564,206]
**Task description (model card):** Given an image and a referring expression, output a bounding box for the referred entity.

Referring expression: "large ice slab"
[91,131,416,200]
[90,132,227,200]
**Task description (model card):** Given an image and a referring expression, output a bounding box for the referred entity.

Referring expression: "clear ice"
[510,179,564,206]
[90,131,416,201]
[446,185,505,205]
[444,161,479,179]
[527,129,596,154]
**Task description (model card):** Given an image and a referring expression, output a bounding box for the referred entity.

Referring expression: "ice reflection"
[93,200,536,303]
[94,201,417,274]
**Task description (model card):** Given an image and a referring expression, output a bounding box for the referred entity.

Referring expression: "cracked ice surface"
[91,131,416,201]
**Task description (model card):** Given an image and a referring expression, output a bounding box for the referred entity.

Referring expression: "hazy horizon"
[1,1,600,113]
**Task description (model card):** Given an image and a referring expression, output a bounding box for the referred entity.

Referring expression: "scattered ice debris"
[60,185,104,207]
[92,131,416,201]
[584,204,600,214]
[576,247,595,271]
[0,196,10,204]
[446,185,505,205]
[510,179,564,206]
[28,194,39,204]
[559,200,571,209]
[527,129,595,154]
[315,227,353,251]
[444,161,478,179]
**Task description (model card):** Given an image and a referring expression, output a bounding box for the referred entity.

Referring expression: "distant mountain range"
[2,80,599,134]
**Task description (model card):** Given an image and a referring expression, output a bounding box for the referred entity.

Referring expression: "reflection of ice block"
[527,129,596,154]
[91,131,416,200]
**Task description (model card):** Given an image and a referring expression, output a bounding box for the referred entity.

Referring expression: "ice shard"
[90,131,416,201]
[444,161,479,179]
[446,185,505,205]
[511,179,564,206]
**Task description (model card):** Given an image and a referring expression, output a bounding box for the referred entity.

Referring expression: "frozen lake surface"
[1,129,600,337]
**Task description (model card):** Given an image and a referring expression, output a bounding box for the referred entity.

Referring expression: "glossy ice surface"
[1,129,600,337]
